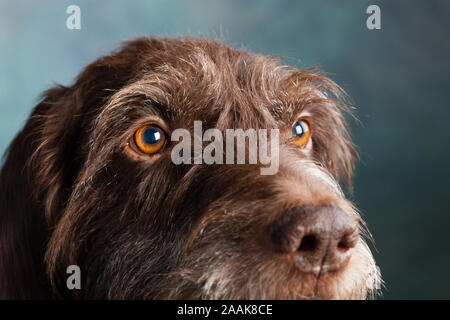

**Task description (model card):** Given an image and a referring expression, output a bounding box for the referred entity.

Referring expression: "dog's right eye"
[133,125,167,154]
[293,120,311,148]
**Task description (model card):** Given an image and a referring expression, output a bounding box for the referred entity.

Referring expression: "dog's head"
[0,38,380,299]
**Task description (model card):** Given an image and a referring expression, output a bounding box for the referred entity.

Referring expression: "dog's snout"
[269,205,359,274]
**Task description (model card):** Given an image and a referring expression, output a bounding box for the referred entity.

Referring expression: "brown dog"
[0,37,380,299]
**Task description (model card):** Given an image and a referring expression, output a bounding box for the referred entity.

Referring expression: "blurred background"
[0,0,449,299]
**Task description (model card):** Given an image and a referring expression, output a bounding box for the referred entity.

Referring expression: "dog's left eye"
[293,120,311,148]
[133,125,167,154]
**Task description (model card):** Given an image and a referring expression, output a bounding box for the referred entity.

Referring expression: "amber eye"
[293,120,311,147]
[133,125,167,154]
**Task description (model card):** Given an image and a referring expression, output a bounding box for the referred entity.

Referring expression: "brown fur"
[0,37,380,299]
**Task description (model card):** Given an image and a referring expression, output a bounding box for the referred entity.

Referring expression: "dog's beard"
[76,160,380,300]
[89,235,379,300]
[160,240,379,299]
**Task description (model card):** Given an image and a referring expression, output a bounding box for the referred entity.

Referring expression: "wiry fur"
[0,37,380,299]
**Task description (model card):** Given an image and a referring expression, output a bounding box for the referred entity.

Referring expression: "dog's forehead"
[139,43,291,105]
[100,39,336,129]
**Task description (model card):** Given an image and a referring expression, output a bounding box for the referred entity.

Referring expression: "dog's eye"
[133,125,167,154]
[293,120,311,147]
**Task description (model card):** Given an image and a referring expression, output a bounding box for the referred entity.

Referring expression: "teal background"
[0,1,449,299]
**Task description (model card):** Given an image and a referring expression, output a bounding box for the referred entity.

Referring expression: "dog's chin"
[301,269,371,300]
[166,239,378,300]
[173,270,371,300]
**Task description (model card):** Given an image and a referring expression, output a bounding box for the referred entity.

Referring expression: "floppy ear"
[0,38,153,298]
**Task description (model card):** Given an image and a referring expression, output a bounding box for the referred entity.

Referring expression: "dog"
[0,37,380,299]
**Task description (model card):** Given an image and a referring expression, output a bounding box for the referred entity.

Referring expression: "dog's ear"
[0,38,154,298]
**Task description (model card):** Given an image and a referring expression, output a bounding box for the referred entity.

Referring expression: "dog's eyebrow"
[101,79,183,121]
[267,68,346,122]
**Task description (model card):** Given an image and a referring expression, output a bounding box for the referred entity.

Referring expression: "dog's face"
[0,38,380,299]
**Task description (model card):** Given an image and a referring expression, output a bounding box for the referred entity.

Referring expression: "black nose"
[269,205,359,274]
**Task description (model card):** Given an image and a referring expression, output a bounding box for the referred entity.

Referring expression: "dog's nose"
[269,205,358,274]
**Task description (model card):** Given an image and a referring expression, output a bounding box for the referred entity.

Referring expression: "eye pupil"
[142,127,162,145]
[293,121,308,137]
[292,120,311,148]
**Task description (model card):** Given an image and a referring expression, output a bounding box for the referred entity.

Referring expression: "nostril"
[337,240,350,251]
[298,234,318,252]
[337,231,358,252]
